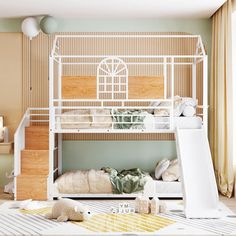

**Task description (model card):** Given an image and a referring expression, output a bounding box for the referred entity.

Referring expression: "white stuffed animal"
[4,170,14,194]
[45,198,91,222]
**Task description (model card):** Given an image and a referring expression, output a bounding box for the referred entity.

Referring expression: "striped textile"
[162,212,236,235]
[0,213,65,236]
[1,200,236,235]
[16,202,175,233]
[74,213,175,233]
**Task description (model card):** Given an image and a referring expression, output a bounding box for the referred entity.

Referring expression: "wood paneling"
[0,33,22,140]
[129,76,164,99]
[21,150,49,175]
[25,126,49,150]
[62,76,164,99]
[16,175,47,200]
[63,133,174,140]
[62,76,97,99]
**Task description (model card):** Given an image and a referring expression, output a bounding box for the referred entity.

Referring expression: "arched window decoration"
[97,57,128,100]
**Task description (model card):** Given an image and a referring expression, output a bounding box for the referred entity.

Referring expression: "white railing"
[14,108,49,176]
[14,109,30,177]
[50,99,175,133]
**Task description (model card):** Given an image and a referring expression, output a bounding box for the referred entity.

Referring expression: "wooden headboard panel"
[62,76,164,99]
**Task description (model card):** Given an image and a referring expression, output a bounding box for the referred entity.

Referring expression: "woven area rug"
[0,200,236,235]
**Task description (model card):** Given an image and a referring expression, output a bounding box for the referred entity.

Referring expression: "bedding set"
[154,158,181,182]
[54,168,153,195]
[57,96,200,130]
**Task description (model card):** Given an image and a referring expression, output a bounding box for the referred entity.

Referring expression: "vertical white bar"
[163,57,167,99]
[126,66,128,100]
[192,61,197,99]
[49,56,55,200]
[58,133,62,175]
[57,58,62,176]
[170,57,175,130]
[97,66,99,99]
[203,55,208,135]
[111,61,114,100]
[58,58,62,108]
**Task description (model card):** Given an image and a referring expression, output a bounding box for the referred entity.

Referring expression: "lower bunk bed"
[52,168,182,199]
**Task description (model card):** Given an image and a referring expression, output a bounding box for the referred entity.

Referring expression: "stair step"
[21,150,49,175]
[25,126,49,150]
[16,174,48,200]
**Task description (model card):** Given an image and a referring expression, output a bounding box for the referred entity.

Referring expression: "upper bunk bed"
[49,34,208,134]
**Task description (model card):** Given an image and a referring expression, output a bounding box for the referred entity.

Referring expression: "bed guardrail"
[50,99,174,133]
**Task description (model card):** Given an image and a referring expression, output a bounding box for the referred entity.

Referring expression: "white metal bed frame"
[14,34,208,199]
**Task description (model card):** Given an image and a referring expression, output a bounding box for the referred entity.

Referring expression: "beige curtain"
[210,0,235,197]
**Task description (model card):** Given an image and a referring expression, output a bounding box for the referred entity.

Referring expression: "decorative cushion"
[155,159,170,180]
[180,97,198,113]
[154,96,183,117]
[183,105,196,117]
[162,159,180,182]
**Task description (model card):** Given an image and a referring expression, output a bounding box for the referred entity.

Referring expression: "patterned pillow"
[162,159,180,182]
[155,159,170,180]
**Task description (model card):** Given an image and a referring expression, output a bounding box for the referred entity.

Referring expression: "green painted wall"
[0,18,212,50]
[62,141,176,173]
[0,154,13,187]
[0,18,212,186]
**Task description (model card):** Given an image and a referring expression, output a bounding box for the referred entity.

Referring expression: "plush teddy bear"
[45,198,91,222]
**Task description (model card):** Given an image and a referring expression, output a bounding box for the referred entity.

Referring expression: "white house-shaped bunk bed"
[14,34,208,200]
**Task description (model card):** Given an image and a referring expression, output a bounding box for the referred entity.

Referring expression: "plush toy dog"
[45,198,91,222]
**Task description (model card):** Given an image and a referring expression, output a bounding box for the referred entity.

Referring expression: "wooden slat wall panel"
[22,32,203,141]
[62,76,164,99]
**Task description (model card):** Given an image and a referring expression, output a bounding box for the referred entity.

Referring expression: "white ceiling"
[0,0,227,19]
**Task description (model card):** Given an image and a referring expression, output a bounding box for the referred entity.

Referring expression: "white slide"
[176,128,220,219]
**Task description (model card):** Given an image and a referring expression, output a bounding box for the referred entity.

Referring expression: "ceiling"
[0,0,227,19]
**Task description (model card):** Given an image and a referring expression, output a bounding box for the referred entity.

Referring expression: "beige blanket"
[55,169,113,194]
[59,109,112,129]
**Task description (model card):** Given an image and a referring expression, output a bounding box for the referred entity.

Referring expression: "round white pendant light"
[21,17,40,40]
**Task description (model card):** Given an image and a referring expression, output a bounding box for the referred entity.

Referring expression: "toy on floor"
[4,170,14,194]
[10,199,48,210]
[135,196,167,214]
[135,196,150,214]
[45,198,91,222]
[150,197,160,214]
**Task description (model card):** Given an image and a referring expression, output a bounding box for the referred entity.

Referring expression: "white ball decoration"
[21,17,40,40]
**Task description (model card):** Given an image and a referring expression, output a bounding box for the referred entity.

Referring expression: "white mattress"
[155,180,182,198]
[154,116,202,129]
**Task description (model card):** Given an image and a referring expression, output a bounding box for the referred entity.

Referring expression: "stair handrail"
[14,108,31,176]
[14,107,50,176]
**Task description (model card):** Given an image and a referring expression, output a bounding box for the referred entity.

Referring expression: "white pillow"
[162,159,180,182]
[154,96,183,117]
[155,159,170,180]
[183,105,196,117]
[180,97,198,113]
